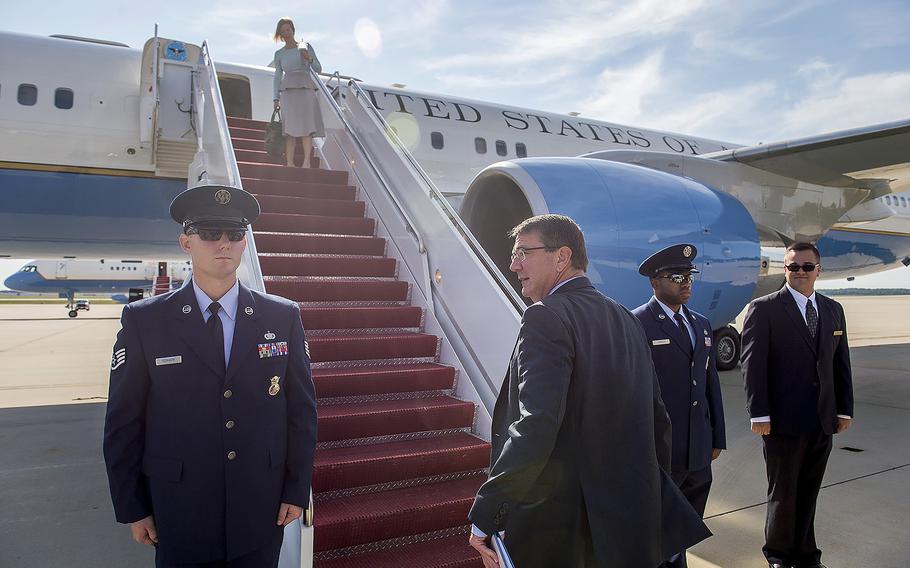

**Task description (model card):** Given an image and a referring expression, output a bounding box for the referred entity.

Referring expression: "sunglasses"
[785,263,818,272]
[186,227,247,242]
[658,274,694,284]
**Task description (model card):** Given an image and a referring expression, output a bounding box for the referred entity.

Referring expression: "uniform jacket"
[103,281,317,563]
[742,288,854,435]
[468,277,710,568]
[633,298,726,474]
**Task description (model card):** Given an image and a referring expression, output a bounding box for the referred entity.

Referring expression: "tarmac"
[0,298,908,567]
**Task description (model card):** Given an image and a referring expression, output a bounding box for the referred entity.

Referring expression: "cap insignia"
[214,189,232,205]
[683,246,693,258]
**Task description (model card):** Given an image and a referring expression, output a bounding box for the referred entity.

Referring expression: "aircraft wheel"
[714,325,740,371]
[68,310,78,318]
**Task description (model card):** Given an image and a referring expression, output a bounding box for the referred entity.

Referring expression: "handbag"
[265,109,284,158]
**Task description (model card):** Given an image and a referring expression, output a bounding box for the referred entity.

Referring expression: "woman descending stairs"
[227,117,488,567]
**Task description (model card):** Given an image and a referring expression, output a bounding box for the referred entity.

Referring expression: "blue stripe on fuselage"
[0,168,186,258]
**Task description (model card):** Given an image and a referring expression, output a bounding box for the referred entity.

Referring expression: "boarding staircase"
[179,36,525,567]
[227,116,488,567]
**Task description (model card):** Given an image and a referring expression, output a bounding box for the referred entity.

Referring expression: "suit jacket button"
[227,450,236,460]
[692,380,697,386]
[225,420,235,429]
[692,400,698,406]
[223,389,233,398]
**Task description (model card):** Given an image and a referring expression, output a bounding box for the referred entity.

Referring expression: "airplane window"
[475,137,487,154]
[495,140,507,157]
[431,132,444,150]
[901,197,907,207]
[885,196,892,205]
[516,142,527,158]
[18,84,38,106]
[54,88,74,110]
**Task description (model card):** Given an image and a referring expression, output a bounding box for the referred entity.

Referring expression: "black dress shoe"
[769,564,791,568]
[803,564,827,568]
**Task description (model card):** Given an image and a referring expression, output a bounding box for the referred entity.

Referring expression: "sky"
[2,0,909,289]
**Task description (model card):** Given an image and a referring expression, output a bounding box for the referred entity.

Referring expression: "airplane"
[0,29,908,366]
[3,258,191,316]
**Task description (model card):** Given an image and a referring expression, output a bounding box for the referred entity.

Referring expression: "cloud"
[779,70,910,138]
[420,0,709,72]
[575,51,666,124]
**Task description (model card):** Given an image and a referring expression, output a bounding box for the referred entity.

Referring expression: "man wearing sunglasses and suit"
[103,184,317,568]
[632,244,727,568]
[742,242,853,568]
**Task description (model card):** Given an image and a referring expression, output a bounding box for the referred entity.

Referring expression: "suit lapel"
[173,282,225,377]
[648,298,692,359]
[226,284,260,383]
[779,288,817,355]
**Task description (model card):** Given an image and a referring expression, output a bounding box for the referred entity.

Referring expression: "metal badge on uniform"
[833,330,843,336]
[658,314,666,320]
[245,307,254,316]
[258,341,289,358]
[264,331,276,340]
[182,305,192,314]
[269,376,280,396]
[652,339,671,346]
[111,348,126,370]
[704,337,712,347]
[155,355,183,366]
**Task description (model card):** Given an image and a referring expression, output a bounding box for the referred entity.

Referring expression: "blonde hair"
[273,18,295,42]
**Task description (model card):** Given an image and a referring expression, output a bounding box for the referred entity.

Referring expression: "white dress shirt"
[193,278,239,367]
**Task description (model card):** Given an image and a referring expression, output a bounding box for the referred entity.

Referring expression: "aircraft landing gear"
[68,310,78,318]
[714,325,741,371]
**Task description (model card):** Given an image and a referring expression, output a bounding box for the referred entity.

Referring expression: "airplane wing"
[703,118,910,197]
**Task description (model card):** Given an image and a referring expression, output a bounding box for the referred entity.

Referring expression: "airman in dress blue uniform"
[632,244,726,568]
[103,184,317,568]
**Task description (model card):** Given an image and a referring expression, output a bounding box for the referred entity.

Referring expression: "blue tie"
[674,313,693,355]
[208,301,225,373]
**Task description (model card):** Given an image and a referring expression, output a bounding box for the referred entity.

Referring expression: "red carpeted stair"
[228,116,486,567]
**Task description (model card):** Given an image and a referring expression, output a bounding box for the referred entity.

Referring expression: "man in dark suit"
[742,242,853,568]
[103,184,317,567]
[468,214,710,568]
[633,244,726,568]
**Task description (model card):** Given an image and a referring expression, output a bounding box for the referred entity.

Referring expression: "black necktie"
[208,301,226,373]
[674,313,693,354]
[805,299,818,339]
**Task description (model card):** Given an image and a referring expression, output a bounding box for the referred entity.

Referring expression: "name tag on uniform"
[155,355,182,366]
[652,339,671,346]
[833,330,844,336]
[258,341,289,358]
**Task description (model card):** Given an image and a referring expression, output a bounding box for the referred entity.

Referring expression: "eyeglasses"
[657,273,694,284]
[187,227,247,242]
[510,246,555,263]
[785,263,818,273]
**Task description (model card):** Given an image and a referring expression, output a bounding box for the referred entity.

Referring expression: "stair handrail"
[199,40,265,294]
[345,79,527,314]
[308,67,427,256]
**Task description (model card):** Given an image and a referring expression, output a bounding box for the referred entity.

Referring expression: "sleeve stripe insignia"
[111,348,126,370]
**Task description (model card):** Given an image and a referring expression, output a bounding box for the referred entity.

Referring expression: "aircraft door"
[55,261,67,279]
[217,75,252,119]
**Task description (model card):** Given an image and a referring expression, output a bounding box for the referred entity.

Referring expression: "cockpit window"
[20,265,37,272]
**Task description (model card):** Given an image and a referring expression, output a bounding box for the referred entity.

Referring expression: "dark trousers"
[662,465,713,568]
[155,529,284,568]
[762,428,833,567]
